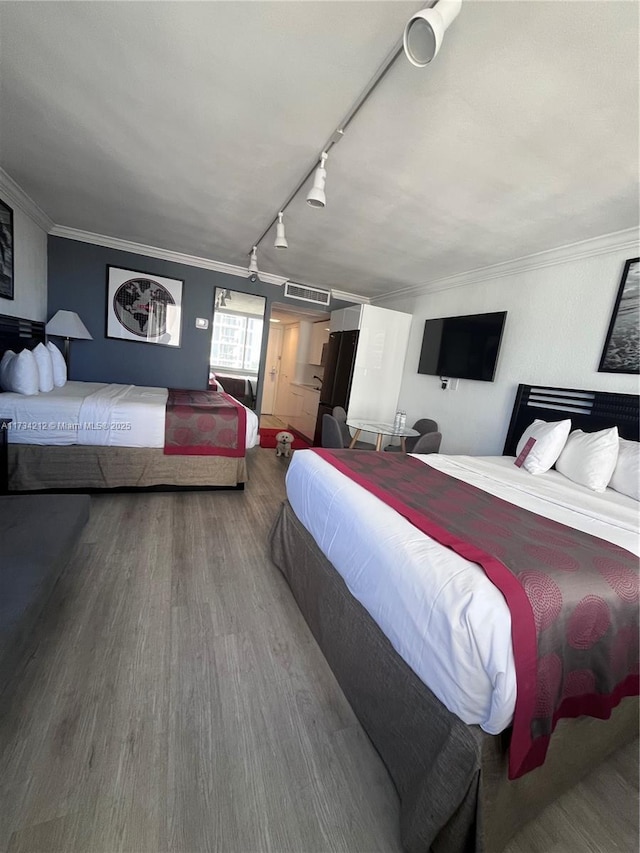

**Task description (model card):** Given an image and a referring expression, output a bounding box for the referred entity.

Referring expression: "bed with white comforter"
[1,380,259,449]
[286,450,639,735]
[273,384,639,852]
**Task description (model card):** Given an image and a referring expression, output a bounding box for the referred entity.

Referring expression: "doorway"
[261,302,330,436]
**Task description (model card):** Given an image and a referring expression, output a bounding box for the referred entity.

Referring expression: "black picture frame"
[0,198,14,301]
[598,258,640,375]
[105,264,183,348]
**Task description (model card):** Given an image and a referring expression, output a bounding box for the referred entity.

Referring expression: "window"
[210,311,264,373]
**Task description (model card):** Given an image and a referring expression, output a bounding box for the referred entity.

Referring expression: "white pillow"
[46,340,67,387]
[555,427,619,492]
[608,437,639,501]
[0,350,15,390]
[33,342,54,392]
[6,349,40,395]
[515,419,571,474]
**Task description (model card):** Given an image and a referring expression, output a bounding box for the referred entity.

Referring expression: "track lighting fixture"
[306,152,328,208]
[274,212,288,249]
[403,0,462,66]
[245,4,462,272]
[248,246,259,283]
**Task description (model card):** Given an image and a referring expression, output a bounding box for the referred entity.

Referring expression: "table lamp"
[45,310,93,367]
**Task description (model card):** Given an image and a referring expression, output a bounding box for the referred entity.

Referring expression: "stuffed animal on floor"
[275,430,295,458]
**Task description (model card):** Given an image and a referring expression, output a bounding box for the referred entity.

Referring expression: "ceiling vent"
[284,282,331,307]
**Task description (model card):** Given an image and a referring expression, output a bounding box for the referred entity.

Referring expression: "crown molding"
[0,168,54,233]
[48,224,375,303]
[48,225,289,286]
[372,227,640,305]
[330,288,370,305]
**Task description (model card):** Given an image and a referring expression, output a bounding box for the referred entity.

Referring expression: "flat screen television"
[417,311,507,382]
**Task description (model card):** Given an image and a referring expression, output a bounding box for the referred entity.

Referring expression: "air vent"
[284,282,331,306]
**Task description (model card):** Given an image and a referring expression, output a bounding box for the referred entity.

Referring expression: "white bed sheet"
[1,381,259,449]
[285,451,639,735]
[1,381,105,445]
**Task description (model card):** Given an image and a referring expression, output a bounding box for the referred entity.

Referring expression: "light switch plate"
[195,318,209,329]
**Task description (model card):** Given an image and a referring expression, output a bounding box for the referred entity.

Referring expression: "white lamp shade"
[274,214,288,249]
[46,310,93,340]
[403,0,461,66]
[306,165,327,208]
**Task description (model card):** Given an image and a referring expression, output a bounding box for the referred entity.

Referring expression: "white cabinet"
[330,305,362,333]
[308,322,330,365]
[347,304,412,425]
[315,304,411,444]
[289,388,304,429]
[294,321,313,383]
[300,388,320,439]
[287,386,319,440]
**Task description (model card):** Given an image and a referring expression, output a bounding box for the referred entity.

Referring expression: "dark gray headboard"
[0,314,46,357]
[503,384,639,455]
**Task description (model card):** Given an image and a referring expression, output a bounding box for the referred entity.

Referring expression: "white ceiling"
[270,303,329,326]
[0,1,638,300]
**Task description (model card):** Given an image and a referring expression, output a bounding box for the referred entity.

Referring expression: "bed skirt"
[8,444,248,491]
[269,500,638,853]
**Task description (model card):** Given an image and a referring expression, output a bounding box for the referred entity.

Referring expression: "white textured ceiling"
[0,1,638,300]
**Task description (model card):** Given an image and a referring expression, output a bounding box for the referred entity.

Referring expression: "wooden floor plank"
[0,447,637,853]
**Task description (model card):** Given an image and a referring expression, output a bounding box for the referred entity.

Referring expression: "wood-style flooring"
[0,448,637,853]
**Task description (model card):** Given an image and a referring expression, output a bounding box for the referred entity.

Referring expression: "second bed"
[2,380,259,490]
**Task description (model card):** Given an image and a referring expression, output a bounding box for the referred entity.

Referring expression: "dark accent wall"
[48,236,351,405]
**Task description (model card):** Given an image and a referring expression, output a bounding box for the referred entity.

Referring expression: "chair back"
[322,414,345,449]
[412,432,442,454]
[332,406,351,447]
[332,406,347,422]
[413,418,438,435]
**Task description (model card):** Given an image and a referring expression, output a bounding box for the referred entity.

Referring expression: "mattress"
[1,381,259,449]
[285,451,639,734]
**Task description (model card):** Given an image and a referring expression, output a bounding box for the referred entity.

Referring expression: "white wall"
[378,232,640,455]
[0,170,49,321]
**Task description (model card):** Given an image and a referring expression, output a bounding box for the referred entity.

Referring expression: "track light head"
[306,152,328,208]
[403,0,461,67]
[274,212,288,249]
[248,246,260,282]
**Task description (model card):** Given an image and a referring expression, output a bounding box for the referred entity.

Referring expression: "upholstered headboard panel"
[0,314,46,358]
[503,384,639,455]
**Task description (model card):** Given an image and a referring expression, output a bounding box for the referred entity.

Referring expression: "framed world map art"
[106,265,183,347]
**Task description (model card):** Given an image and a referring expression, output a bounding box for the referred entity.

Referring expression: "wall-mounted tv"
[417,311,507,382]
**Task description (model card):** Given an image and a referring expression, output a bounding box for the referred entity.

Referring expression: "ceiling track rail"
[246,3,439,258]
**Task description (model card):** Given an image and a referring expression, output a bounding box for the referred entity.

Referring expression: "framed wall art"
[106,265,183,348]
[0,197,14,300]
[598,257,639,374]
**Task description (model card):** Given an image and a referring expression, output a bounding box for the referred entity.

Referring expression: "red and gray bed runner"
[314,448,639,779]
[164,389,246,457]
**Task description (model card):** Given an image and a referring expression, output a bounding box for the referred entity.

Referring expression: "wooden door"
[260,326,283,414]
[274,324,299,418]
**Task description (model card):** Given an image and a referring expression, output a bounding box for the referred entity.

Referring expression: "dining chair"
[385,417,439,453]
[411,431,442,454]
[322,414,347,449]
[331,407,375,450]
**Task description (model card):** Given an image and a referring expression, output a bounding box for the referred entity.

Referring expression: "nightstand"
[0,418,12,494]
